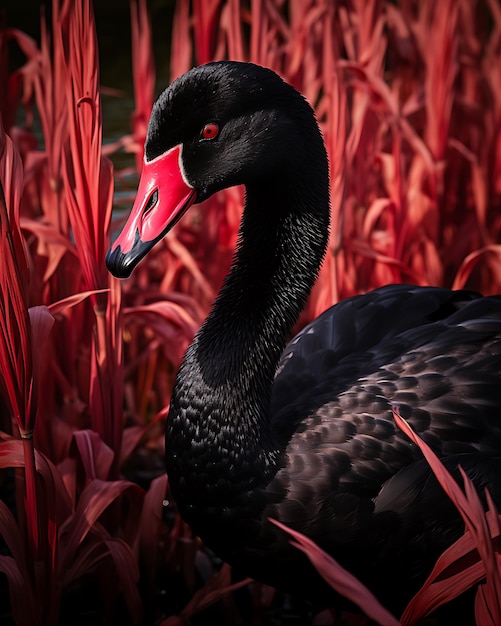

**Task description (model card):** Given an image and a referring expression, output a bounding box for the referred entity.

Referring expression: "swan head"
[106,61,323,278]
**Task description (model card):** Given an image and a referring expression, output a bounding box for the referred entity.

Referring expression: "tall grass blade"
[394,408,501,624]
[130,0,155,174]
[271,519,400,626]
[58,0,124,469]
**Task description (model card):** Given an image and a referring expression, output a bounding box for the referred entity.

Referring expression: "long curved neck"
[166,142,330,508]
[201,177,329,395]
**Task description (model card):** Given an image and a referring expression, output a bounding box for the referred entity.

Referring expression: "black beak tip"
[106,233,157,279]
[106,246,134,279]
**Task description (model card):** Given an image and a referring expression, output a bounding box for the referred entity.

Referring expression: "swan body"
[106,61,501,614]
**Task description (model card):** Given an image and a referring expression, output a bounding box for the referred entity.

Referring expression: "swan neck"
[166,141,330,508]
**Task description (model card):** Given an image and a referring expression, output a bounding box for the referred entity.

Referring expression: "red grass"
[130,0,155,174]
[271,518,401,626]
[0,0,501,624]
[394,409,501,625]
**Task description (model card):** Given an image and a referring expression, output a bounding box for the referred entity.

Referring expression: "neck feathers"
[166,120,330,507]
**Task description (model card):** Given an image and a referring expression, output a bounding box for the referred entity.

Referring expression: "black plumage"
[106,61,501,616]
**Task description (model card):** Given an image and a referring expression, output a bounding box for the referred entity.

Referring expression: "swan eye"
[201,123,219,140]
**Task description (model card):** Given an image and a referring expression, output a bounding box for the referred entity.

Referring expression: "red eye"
[201,123,219,140]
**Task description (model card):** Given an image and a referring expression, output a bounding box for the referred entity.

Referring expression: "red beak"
[106,145,196,278]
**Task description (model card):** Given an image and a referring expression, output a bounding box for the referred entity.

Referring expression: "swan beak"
[106,145,196,278]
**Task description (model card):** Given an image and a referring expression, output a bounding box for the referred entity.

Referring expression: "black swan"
[106,61,501,615]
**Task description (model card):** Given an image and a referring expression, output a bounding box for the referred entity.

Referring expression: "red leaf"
[0,439,73,523]
[20,217,76,281]
[59,478,144,571]
[130,0,155,174]
[394,409,501,624]
[103,537,142,623]
[0,554,39,625]
[271,519,401,626]
[48,288,110,317]
[0,114,32,434]
[451,245,501,293]
[71,429,115,481]
[0,500,30,584]
[162,563,251,626]
[401,529,491,624]
[27,305,55,430]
